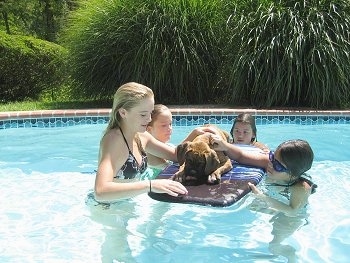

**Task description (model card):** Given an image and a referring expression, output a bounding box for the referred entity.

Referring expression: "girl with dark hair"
[230,113,269,152]
[211,137,317,215]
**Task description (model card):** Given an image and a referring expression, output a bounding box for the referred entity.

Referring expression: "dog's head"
[176,140,220,185]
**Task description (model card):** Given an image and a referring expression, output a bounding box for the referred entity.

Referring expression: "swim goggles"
[269,151,289,173]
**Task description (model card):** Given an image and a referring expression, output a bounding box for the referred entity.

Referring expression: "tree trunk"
[1,11,10,34]
[43,0,55,41]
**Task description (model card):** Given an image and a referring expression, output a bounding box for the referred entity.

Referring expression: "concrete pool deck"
[1,107,350,121]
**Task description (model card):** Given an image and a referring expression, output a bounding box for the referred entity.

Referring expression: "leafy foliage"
[1,0,350,108]
[0,0,77,42]
[0,32,67,102]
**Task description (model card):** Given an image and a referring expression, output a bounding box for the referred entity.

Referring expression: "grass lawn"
[0,100,111,112]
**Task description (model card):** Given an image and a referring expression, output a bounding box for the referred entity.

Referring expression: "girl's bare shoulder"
[101,129,123,147]
[292,180,312,195]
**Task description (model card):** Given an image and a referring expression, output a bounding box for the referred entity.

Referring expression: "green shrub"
[62,0,227,103]
[223,0,350,108]
[0,31,67,102]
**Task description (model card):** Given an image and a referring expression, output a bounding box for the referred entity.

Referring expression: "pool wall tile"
[1,108,350,129]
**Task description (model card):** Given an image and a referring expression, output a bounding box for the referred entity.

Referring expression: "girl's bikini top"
[298,174,318,194]
[268,173,318,194]
[114,128,148,179]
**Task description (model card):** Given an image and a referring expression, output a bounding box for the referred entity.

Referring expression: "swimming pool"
[1,112,349,263]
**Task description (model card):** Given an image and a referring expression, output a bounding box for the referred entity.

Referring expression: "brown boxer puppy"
[173,125,232,185]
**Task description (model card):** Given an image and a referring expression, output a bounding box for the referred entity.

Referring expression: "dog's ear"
[176,142,190,165]
[204,152,220,175]
[221,130,231,142]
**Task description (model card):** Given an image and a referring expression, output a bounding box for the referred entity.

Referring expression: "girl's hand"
[183,126,221,143]
[210,134,228,151]
[192,126,220,137]
[150,179,188,196]
[199,126,221,135]
[248,182,263,195]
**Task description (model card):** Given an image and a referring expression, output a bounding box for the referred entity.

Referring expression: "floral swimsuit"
[114,128,148,179]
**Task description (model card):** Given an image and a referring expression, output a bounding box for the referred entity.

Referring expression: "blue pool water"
[1,120,350,262]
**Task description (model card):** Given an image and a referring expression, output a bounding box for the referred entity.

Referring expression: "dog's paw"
[207,173,221,184]
[172,172,183,183]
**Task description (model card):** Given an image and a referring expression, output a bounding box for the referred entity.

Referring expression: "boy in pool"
[211,137,317,215]
[146,104,174,172]
[230,113,269,152]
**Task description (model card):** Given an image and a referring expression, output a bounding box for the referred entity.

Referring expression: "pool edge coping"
[1,108,350,120]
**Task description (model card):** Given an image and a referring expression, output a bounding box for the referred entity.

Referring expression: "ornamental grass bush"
[62,0,227,104]
[63,0,350,108]
[223,0,350,108]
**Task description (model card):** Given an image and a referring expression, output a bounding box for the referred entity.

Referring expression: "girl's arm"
[248,182,311,216]
[95,131,144,201]
[141,132,177,162]
[211,135,268,168]
[95,132,187,201]
[253,141,270,153]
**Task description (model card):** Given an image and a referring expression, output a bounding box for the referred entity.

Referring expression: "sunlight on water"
[1,123,350,262]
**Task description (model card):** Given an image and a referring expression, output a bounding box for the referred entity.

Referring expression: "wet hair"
[230,113,257,142]
[104,82,154,135]
[277,139,314,178]
[148,104,171,127]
